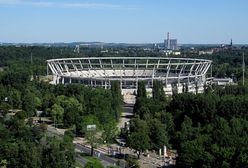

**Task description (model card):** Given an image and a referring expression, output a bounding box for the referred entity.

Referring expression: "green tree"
[110,81,122,121]
[82,115,101,156]
[179,116,194,141]
[149,119,169,151]
[127,131,150,159]
[161,112,175,136]
[85,128,101,156]
[133,97,150,116]
[22,90,36,117]
[102,120,118,144]
[177,135,214,168]
[137,81,147,98]
[0,160,7,168]
[63,97,84,127]
[34,97,42,110]
[128,119,150,158]
[0,102,11,117]
[41,137,75,168]
[152,80,165,102]
[51,103,64,124]
[8,89,22,108]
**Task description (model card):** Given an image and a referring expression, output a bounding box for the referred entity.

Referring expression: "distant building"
[164,32,178,50]
[100,49,108,53]
[153,43,159,50]
[220,39,234,50]
[199,50,214,55]
[160,50,181,56]
[173,51,181,55]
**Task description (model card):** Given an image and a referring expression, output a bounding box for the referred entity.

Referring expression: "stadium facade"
[47,57,212,96]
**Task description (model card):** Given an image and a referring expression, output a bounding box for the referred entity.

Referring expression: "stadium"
[47,57,212,100]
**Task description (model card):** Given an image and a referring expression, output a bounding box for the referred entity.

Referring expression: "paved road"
[75,143,126,168]
[45,104,133,168]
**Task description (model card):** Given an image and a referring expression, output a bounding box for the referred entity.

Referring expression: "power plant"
[164,32,178,50]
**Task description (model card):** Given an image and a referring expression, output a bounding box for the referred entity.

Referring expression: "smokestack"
[167,32,170,50]
[164,33,166,49]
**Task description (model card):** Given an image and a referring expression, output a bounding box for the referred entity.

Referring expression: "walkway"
[117,103,134,129]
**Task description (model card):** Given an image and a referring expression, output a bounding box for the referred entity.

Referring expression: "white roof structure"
[47,57,212,95]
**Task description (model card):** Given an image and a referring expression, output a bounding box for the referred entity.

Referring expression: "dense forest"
[182,48,248,81]
[127,81,248,167]
[0,46,123,167]
[0,75,122,167]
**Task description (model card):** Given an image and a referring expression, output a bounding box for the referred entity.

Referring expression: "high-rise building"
[164,32,178,50]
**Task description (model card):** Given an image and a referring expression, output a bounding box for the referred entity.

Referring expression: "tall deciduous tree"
[51,103,64,124]
[81,115,101,156]
[128,118,150,158]
[22,90,36,117]
[137,81,147,98]
[63,97,84,127]
[102,120,118,144]
[152,80,165,102]
[149,119,169,151]
[128,131,150,159]
[111,81,122,121]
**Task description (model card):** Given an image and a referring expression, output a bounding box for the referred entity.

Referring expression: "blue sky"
[0,0,247,44]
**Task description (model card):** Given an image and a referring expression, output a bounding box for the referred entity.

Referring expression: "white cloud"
[0,0,134,9]
[29,2,54,7]
[59,3,121,9]
[0,0,22,4]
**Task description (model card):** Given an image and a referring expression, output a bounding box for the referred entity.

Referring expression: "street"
[46,103,134,168]
[75,143,126,168]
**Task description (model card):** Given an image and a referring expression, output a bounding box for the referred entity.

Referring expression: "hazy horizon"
[0,0,247,44]
[1,41,247,46]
